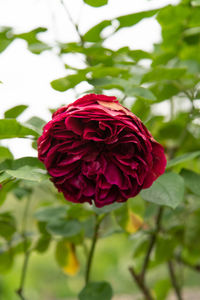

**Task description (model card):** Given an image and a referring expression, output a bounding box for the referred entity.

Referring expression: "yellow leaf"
[62,243,80,276]
[126,211,143,234]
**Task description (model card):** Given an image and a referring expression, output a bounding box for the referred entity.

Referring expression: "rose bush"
[38,94,166,207]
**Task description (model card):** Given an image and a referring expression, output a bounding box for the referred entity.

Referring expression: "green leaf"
[15,27,50,54]
[84,20,111,42]
[184,209,200,251]
[167,151,200,169]
[180,169,200,196]
[83,0,108,7]
[128,50,152,62]
[0,212,16,240]
[13,186,32,200]
[5,166,48,182]
[88,77,125,90]
[35,235,51,253]
[51,72,86,92]
[191,0,200,6]
[0,181,18,206]
[55,240,80,275]
[150,82,179,102]
[132,235,149,258]
[91,66,127,78]
[67,204,93,219]
[60,42,85,54]
[93,202,124,215]
[0,119,38,139]
[183,27,200,38]
[28,43,51,54]
[140,172,185,209]
[131,99,150,121]
[4,105,28,119]
[0,249,13,273]
[142,67,186,83]
[155,235,176,263]
[34,206,68,222]
[0,146,13,162]
[0,158,47,183]
[116,9,159,30]
[47,219,82,237]
[0,157,44,171]
[0,158,46,183]
[55,239,69,267]
[114,202,143,234]
[25,116,46,134]
[125,86,156,101]
[0,172,12,183]
[79,281,113,300]
[114,203,128,230]
[154,279,171,300]
[0,27,14,53]
[12,238,31,255]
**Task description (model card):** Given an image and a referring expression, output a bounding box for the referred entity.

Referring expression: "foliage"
[1,0,200,299]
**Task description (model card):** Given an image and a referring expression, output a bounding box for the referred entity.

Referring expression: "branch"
[59,0,94,66]
[168,260,183,300]
[128,207,163,300]
[176,255,200,272]
[60,0,84,45]
[140,206,164,280]
[85,215,103,284]
[128,267,153,300]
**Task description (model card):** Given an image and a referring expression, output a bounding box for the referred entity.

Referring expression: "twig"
[60,0,84,45]
[168,260,183,300]
[176,255,200,272]
[173,81,193,101]
[128,207,163,299]
[140,206,164,281]
[85,215,103,284]
[59,0,94,66]
[128,267,153,300]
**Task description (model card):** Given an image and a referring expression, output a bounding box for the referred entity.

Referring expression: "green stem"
[16,196,32,300]
[85,215,102,284]
[16,251,31,300]
[140,206,164,281]
[129,207,163,300]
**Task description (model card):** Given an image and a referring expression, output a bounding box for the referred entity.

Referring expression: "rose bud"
[38,94,166,208]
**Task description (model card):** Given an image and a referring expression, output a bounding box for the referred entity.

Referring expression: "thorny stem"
[16,196,32,300]
[168,260,183,300]
[85,215,103,285]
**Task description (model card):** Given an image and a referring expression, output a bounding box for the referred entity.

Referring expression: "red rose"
[38,94,166,207]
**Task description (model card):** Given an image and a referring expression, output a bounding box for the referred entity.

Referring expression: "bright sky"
[0,0,179,158]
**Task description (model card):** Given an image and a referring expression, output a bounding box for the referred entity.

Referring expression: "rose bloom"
[38,94,166,207]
